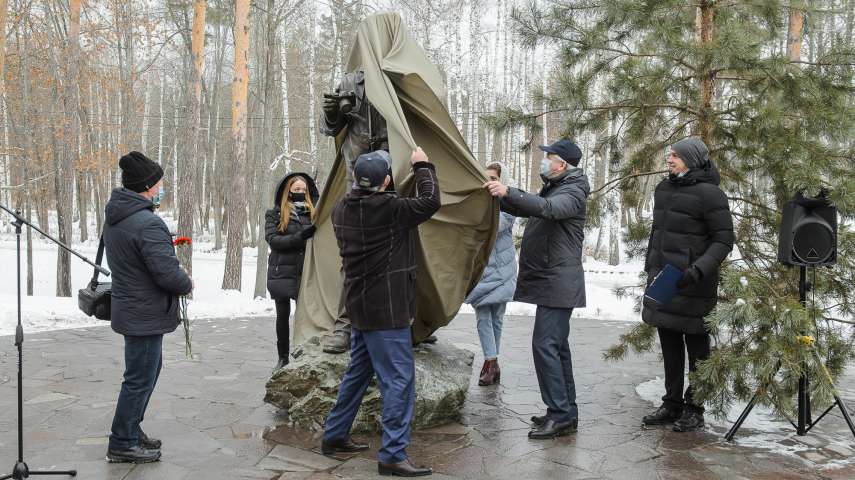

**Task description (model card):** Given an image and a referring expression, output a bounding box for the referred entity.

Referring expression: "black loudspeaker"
[778,191,837,266]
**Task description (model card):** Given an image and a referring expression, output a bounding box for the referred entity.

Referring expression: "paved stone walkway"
[1,314,854,479]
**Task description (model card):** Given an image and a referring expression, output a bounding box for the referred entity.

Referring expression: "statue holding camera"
[322,70,389,188]
[320,70,389,354]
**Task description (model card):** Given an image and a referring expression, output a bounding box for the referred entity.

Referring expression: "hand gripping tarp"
[292,12,498,344]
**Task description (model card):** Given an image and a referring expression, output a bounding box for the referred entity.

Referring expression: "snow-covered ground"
[0,238,275,336]
[0,230,642,336]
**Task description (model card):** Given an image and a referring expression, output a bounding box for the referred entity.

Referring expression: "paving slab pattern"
[0,314,853,479]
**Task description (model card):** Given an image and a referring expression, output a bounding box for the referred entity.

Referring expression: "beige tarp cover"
[293,12,498,345]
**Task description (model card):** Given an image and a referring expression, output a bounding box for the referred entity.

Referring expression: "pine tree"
[223,0,251,291]
[512,0,855,418]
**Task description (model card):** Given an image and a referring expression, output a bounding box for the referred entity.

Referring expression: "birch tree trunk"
[0,0,7,209]
[178,0,207,275]
[157,74,165,163]
[55,0,81,297]
[223,0,251,290]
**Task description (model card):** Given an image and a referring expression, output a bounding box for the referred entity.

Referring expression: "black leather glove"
[322,96,339,119]
[677,265,702,288]
[300,225,317,240]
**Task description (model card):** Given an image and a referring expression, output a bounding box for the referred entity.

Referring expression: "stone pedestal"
[264,336,474,432]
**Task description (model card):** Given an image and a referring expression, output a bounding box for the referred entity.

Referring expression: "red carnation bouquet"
[173,236,193,357]
[173,236,192,247]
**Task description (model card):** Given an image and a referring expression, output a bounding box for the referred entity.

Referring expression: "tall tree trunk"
[0,0,7,208]
[787,0,806,62]
[55,0,81,297]
[254,0,277,299]
[223,0,251,290]
[593,124,608,260]
[491,131,503,165]
[697,1,715,145]
[15,8,34,294]
[118,1,137,151]
[178,0,207,276]
[76,172,88,241]
[607,116,620,266]
[846,0,855,47]
[307,5,319,177]
[157,74,165,163]
[477,101,487,163]
[25,189,33,295]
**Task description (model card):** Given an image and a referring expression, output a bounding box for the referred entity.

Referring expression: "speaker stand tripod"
[725,266,855,441]
[0,205,107,479]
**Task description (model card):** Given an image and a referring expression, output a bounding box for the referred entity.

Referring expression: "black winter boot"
[106,445,161,464]
[642,405,682,426]
[273,342,289,371]
[672,409,705,432]
[139,430,161,450]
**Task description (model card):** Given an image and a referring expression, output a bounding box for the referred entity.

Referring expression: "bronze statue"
[319,70,390,353]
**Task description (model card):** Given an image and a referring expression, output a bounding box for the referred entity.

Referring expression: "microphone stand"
[0,203,110,479]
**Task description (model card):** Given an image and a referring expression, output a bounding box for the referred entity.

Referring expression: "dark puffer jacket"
[265,173,320,300]
[103,188,193,336]
[642,157,735,334]
[500,168,590,309]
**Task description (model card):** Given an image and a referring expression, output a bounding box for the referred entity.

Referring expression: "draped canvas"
[293,12,498,344]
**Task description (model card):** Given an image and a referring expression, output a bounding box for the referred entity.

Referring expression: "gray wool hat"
[671,137,710,170]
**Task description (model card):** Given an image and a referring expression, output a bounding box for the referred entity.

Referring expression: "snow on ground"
[636,378,855,465]
[0,238,274,336]
[459,257,642,322]
[0,226,643,336]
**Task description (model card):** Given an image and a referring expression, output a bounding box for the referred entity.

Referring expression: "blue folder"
[644,264,683,305]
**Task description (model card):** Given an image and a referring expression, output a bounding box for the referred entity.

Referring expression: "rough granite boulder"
[264,336,474,432]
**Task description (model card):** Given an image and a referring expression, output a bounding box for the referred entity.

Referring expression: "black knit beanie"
[119,151,164,193]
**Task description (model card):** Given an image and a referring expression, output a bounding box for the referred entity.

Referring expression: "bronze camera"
[324,91,357,114]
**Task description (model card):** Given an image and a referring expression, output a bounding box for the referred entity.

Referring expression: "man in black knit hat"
[104,151,194,463]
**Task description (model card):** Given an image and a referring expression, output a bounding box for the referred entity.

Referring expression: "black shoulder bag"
[77,236,112,321]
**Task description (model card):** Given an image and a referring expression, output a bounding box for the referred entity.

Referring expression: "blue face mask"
[540,158,553,177]
[153,187,165,206]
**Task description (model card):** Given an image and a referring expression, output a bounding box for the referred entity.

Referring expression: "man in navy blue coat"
[485,139,590,440]
[104,152,193,464]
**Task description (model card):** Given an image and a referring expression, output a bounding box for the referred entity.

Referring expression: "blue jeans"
[323,327,415,464]
[475,303,506,359]
[109,334,163,450]
[532,306,578,423]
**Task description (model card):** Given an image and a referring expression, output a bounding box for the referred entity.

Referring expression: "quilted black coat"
[265,173,320,300]
[642,160,735,334]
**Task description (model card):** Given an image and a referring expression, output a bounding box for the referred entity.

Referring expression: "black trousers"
[532,306,577,423]
[658,327,711,412]
[275,298,291,360]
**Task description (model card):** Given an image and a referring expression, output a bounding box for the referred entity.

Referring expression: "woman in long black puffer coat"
[266,172,319,370]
